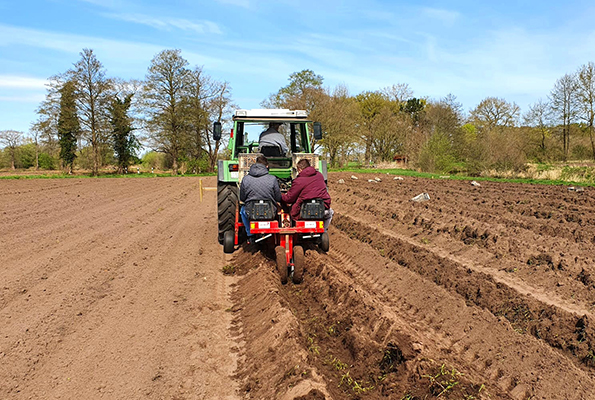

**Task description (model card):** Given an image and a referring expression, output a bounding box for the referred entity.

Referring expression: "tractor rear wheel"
[319,232,330,252]
[223,230,235,254]
[217,183,239,244]
[292,246,304,284]
[275,246,288,285]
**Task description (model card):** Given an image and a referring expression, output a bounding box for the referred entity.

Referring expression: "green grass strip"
[329,167,594,187]
[0,172,216,180]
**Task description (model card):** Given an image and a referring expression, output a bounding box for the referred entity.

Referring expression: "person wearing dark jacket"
[240,155,281,243]
[281,158,333,230]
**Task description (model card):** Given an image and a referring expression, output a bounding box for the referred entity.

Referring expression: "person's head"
[256,155,269,167]
[296,158,310,173]
[269,122,281,131]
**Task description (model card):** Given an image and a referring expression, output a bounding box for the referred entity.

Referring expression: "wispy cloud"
[0,75,47,89]
[0,94,45,103]
[214,0,250,9]
[102,13,223,34]
[421,7,461,26]
[75,0,128,8]
[0,24,168,61]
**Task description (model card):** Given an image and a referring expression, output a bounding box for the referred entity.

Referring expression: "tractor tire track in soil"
[230,172,595,399]
[1,177,240,400]
[3,173,595,399]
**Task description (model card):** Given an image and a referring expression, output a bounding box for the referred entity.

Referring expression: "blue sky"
[2,0,595,134]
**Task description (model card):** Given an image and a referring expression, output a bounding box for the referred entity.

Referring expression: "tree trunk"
[590,124,595,161]
[93,136,99,176]
[172,156,178,175]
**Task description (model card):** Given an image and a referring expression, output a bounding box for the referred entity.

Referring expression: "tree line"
[0,48,233,175]
[263,64,595,174]
[3,53,595,175]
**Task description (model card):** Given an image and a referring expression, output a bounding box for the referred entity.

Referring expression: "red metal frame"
[233,204,324,266]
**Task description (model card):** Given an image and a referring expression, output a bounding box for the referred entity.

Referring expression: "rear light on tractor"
[228,164,239,172]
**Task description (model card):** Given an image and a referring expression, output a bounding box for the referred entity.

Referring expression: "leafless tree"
[142,49,190,175]
[549,73,578,160]
[205,80,234,171]
[0,130,23,169]
[575,62,595,159]
[381,83,414,103]
[32,74,67,157]
[524,98,551,153]
[71,48,113,175]
[315,84,361,167]
[469,97,520,130]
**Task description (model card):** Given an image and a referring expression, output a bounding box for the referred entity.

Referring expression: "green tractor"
[213,109,325,249]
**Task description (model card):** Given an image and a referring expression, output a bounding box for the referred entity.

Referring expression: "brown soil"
[2,173,595,399]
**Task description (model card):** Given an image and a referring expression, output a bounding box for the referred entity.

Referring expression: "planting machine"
[213,109,328,284]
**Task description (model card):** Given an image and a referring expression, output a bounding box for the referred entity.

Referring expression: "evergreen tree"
[58,80,80,173]
[109,94,138,174]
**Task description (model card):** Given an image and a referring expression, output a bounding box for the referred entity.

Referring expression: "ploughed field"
[1,174,594,399]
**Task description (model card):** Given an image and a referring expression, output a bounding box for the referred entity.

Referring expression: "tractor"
[213,109,328,283]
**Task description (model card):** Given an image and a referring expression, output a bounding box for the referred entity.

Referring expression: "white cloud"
[0,75,47,89]
[102,13,223,34]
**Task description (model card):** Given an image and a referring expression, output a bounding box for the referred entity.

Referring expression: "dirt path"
[1,177,239,399]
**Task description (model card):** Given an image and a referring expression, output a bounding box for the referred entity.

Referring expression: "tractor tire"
[275,246,288,285]
[223,230,235,254]
[292,246,304,284]
[319,232,330,252]
[217,183,239,245]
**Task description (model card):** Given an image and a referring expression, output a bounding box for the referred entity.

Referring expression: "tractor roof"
[233,109,311,122]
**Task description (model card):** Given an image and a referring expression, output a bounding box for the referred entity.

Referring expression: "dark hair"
[296,158,310,170]
[256,155,269,166]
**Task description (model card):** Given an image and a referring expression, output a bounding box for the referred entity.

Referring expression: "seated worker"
[281,158,334,231]
[239,155,282,244]
[259,122,289,156]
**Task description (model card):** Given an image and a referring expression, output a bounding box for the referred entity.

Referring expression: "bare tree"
[550,73,578,160]
[205,80,234,171]
[381,83,414,103]
[0,130,23,169]
[29,126,41,169]
[142,49,190,175]
[316,84,361,167]
[71,48,113,175]
[469,97,520,130]
[32,74,67,157]
[524,98,551,153]
[575,62,595,159]
[185,66,220,170]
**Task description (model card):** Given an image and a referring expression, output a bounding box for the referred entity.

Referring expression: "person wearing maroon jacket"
[282,158,334,230]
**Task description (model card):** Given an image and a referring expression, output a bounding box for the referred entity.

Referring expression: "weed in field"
[324,355,348,371]
[380,343,405,373]
[222,265,236,275]
[307,336,320,355]
[327,323,341,337]
[584,349,595,366]
[422,363,461,397]
[338,371,374,394]
[421,237,430,245]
